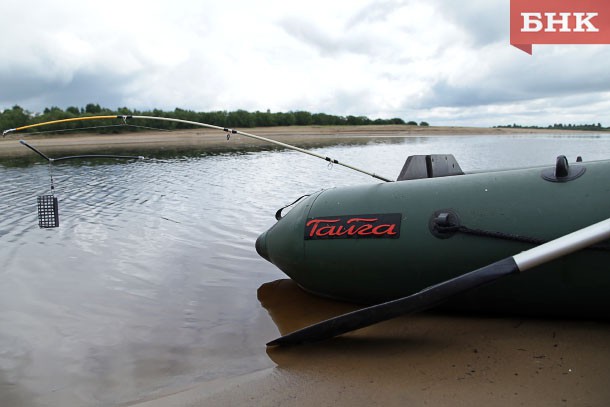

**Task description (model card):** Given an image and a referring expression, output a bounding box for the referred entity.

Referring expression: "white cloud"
[1,0,609,126]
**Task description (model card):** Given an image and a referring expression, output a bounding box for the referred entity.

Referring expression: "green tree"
[227,109,255,127]
[254,110,276,127]
[274,112,296,126]
[293,111,312,125]
[85,103,102,114]
[66,106,80,115]
[0,105,30,130]
[116,106,134,115]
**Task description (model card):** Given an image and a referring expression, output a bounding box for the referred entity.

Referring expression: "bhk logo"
[510,0,610,54]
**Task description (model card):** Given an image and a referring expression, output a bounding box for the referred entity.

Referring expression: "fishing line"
[19,140,145,163]
[17,140,144,228]
[4,115,394,182]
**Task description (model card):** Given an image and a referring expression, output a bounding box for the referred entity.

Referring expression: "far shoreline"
[0,124,604,159]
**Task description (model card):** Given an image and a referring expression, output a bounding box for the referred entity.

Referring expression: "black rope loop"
[275,194,311,220]
[434,220,610,252]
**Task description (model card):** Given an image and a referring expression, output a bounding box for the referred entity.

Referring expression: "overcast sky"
[1,0,609,127]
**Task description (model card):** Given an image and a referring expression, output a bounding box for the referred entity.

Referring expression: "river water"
[1,133,609,406]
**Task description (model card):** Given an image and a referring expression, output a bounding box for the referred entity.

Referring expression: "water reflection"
[257,279,361,336]
[259,279,456,366]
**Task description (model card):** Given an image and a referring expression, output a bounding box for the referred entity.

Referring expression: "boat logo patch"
[305,213,401,240]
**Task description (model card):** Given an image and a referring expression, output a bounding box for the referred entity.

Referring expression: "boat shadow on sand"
[258,278,610,363]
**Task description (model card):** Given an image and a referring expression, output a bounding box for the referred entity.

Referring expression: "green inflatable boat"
[257,155,610,319]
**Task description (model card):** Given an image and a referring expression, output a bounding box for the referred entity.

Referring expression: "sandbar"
[0,125,573,159]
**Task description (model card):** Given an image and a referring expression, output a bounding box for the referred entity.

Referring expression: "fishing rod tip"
[2,129,15,137]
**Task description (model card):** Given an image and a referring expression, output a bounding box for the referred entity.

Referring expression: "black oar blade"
[267,257,519,347]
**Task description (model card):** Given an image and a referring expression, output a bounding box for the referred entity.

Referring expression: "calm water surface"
[1,134,609,406]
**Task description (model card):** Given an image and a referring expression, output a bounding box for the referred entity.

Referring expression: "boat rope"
[3,115,394,182]
[435,223,610,251]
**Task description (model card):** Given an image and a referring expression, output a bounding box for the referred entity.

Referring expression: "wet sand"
[0,124,565,159]
[129,280,610,407]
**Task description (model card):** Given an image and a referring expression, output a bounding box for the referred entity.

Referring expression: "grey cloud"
[1,70,134,112]
[429,0,506,46]
[418,47,610,109]
[0,70,53,103]
[346,0,408,27]
[278,17,342,56]
[278,17,385,58]
[278,2,411,59]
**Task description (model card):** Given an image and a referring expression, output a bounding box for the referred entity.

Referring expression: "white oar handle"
[514,218,610,271]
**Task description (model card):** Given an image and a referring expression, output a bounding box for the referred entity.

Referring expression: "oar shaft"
[514,218,610,270]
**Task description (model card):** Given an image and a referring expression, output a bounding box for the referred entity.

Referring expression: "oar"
[267,217,610,347]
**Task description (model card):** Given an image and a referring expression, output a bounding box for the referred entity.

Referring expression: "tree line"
[496,123,607,131]
[1,104,423,134]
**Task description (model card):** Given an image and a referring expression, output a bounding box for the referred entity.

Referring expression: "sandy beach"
[0,124,567,159]
[129,279,610,407]
[3,125,609,406]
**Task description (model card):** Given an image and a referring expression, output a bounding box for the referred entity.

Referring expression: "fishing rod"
[3,115,393,182]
